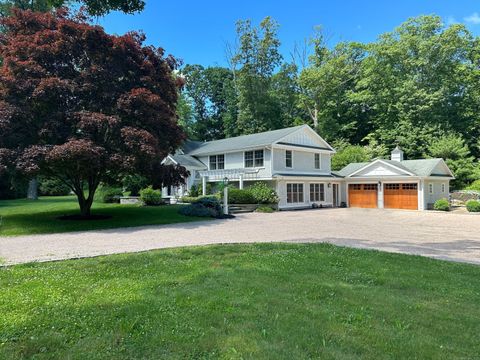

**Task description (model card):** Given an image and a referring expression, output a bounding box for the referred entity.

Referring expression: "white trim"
[208,153,226,171]
[286,182,306,204]
[275,125,336,152]
[243,148,265,169]
[161,155,178,165]
[348,159,416,178]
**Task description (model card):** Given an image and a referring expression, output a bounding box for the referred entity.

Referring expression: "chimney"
[391,146,404,162]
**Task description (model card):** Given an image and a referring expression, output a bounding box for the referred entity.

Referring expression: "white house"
[162,125,454,211]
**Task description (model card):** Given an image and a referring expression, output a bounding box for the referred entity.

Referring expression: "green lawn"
[1,243,479,359]
[0,196,208,236]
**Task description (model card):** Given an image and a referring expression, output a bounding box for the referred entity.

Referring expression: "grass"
[1,243,479,359]
[0,196,210,236]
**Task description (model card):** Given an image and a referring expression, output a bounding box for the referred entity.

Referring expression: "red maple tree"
[0,8,185,216]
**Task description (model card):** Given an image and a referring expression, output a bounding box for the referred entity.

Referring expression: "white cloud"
[464,12,480,25]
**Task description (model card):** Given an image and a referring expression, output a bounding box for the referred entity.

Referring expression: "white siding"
[424,180,450,208]
[272,148,331,174]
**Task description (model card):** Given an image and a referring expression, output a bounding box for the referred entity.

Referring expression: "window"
[244,150,264,168]
[209,154,224,170]
[287,183,304,203]
[402,183,417,190]
[285,150,292,168]
[310,183,325,202]
[363,184,378,191]
[314,154,321,169]
[441,183,446,193]
[429,183,433,194]
[385,184,400,190]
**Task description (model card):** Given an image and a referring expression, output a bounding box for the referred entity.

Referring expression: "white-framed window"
[285,150,293,168]
[310,183,325,202]
[314,153,321,169]
[441,183,446,193]
[429,183,433,195]
[244,149,264,168]
[287,183,304,203]
[209,154,225,170]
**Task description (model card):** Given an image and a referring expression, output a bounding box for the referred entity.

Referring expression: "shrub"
[95,186,123,203]
[248,182,279,204]
[139,186,163,206]
[180,195,218,203]
[189,184,200,197]
[466,180,480,192]
[433,198,450,211]
[255,205,275,213]
[122,174,148,196]
[178,196,222,218]
[227,188,256,204]
[39,177,71,196]
[466,200,480,212]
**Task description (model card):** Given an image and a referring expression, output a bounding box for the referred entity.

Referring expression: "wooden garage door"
[348,184,378,208]
[384,183,418,210]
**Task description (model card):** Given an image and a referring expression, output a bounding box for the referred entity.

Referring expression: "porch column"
[202,176,207,196]
[239,174,244,189]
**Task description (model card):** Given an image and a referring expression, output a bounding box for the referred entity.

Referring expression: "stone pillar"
[202,176,207,196]
[239,174,244,190]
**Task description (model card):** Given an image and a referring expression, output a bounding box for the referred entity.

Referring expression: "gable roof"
[185,125,308,156]
[339,158,454,178]
[169,154,206,169]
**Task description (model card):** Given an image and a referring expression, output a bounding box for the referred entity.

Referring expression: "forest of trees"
[178,16,480,189]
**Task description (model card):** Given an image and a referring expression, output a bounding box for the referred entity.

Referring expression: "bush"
[39,177,71,196]
[466,180,480,192]
[180,195,218,203]
[178,196,222,218]
[248,182,279,204]
[433,198,450,211]
[227,188,256,204]
[122,174,148,196]
[466,200,480,212]
[95,186,123,203]
[139,186,163,206]
[255,205,275,213]
[188,184,200,197]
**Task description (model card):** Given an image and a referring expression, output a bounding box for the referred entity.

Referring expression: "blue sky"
[97,0,480,67]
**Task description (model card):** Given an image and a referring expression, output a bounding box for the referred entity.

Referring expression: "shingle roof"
[170,154,206,169]
[338,158,451,178]
[186,125,306,156]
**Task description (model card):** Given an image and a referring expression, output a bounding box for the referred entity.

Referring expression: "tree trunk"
[76,183,98,217]
[27,178,38,200]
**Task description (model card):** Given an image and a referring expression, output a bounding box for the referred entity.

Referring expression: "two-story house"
[162,125,454,211]
[162,125,342,209]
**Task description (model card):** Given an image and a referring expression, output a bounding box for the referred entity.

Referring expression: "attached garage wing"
[348,184,378,208]
[384,183,418,210]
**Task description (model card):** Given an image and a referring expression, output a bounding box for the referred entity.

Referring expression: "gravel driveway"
[1,208,479,265]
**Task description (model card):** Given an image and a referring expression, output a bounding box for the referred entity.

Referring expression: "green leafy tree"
[0,0,145,16]
[426,134,479,189]
[229,17,284,134]
[181,65,237,140]
[331,143,370,171]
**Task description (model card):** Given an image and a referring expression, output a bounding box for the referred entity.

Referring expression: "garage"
[384,183,418,210]
[348,184,378,208]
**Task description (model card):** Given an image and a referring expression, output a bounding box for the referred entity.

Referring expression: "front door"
[333,184,338,207]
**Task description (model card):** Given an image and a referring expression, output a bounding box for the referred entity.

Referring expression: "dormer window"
[209,154,224,170]
[245,150,264,168]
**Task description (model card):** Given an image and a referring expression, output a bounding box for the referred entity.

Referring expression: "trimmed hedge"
[255,205,275,213]
[466,200,480,212]
[228,188,256,204]
[180,195,219,204]
[139,186,163,206]
[433,198,450,211]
